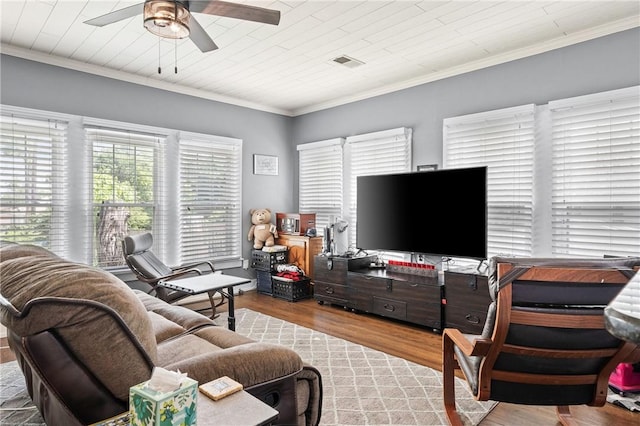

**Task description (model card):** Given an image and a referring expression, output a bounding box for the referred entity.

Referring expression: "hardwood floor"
[1,290,636,425]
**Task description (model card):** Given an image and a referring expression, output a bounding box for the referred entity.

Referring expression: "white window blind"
[549,86,640,257]
[86,127,166,268]
[179,134,242,265]
[297,138,344,233]
[346,127,412,249]
[0,111,69,255]
[444,105,536,258]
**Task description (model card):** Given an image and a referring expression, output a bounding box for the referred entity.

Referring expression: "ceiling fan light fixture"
[143,0,190,39]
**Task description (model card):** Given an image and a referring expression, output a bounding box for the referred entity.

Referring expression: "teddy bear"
[248,208,279,249]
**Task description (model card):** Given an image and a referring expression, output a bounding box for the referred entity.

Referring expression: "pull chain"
[158,39,161,74]
[175,38,178,74]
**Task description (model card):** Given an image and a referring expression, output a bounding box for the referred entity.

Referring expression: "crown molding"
[289,17,640,116]
[0,43,292,116]
[2,16,638,118]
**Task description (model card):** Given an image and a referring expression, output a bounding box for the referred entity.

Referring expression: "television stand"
[313,254,374,309]
[442,268,491,334]
[348,267,442,331]
[314,255,491,332]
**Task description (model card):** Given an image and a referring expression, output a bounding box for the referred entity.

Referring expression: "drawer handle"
[383,304,396,312]
[465,314,480,324]
[324,287,334,294]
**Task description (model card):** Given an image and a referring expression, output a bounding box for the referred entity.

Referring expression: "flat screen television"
[356,166,487,260]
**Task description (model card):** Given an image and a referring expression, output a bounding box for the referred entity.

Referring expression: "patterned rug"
[0,308,496,425]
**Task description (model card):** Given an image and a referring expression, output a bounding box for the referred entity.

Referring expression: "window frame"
[0,107,70,256]
[443,85,640,259]
[444,104,536,258]
[178,132,243,266]
[1,105,244,270]
[297,127,413,254]
[297,138,345,234]
[549,86,640,258]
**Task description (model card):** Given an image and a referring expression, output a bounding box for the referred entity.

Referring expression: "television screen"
[356,166,487,260]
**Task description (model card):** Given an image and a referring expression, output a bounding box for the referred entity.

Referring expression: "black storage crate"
[256,270,273,295]
[251,249,288,271]
[271,276,312,302]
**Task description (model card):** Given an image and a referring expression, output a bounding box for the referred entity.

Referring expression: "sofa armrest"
[158,336,303,387]
[295,365,323,426]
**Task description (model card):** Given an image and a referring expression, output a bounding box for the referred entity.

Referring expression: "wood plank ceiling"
[1,1,639,116]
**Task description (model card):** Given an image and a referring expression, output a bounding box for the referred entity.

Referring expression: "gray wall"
[0,55,295,269]
[291,27,640,205]
[1,27,639,267]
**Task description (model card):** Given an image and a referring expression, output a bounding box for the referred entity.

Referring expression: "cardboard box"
[129,377,198,426]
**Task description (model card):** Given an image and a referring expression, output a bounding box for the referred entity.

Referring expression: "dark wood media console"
[348,268,442,330]
[442,270,492,334]
[314,255,374,309]
[314,254,491,333]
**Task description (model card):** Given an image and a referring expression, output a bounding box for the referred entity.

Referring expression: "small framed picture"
[253,154,279,176]
[417,164,438,172]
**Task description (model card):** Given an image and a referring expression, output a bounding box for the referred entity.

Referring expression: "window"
[1,104,243,270]
[0,110,69,255]
[444,105,536,258]
[297,138,344,232]
[550,86,640,257]
[345,128,413,247]
[86,127,165,268]
[297,128,412,253]
[179,133,242,265]
[443,86,640,259]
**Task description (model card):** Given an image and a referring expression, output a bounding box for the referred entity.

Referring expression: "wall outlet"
[242,259,249,270]
[417,254,424,263]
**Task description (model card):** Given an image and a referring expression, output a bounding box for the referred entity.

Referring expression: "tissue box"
[129,377,198,426]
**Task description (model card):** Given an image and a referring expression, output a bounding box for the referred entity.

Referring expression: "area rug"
[0,308,496,425]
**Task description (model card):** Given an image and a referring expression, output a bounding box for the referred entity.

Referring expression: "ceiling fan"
[84,0,281,53]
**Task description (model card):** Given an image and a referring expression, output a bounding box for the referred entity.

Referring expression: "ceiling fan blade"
[189,16,219,52]
[83,3,145,27]
[189,0,281,25]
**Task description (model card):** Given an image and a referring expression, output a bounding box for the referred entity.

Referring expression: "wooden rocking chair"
[442,256,640,426]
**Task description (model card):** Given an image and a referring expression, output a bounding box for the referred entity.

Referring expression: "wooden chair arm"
[443,328,493,357]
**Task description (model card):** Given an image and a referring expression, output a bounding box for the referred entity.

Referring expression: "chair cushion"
[123,232,154,255]
[0,245,157,400]
[454,302,496,395]
[127,250,174,278]
[123,232,174,279]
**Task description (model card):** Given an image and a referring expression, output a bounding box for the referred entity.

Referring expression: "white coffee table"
[197,390,279,425]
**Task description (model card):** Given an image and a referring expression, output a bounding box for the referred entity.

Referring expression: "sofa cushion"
[0,242,60,261]
[135,291,304,388]
[137,290,218,333]
[158,334,303,388]
[0,245,157,400]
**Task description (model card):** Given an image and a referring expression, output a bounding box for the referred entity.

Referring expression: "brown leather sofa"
[0,243,322,425]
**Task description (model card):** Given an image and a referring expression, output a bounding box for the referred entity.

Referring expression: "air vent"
[332,55,365,68]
